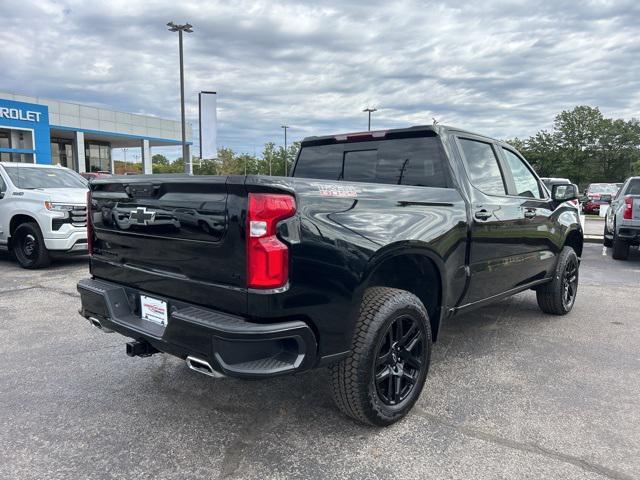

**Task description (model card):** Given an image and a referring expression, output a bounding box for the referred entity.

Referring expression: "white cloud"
[1,0,638,157]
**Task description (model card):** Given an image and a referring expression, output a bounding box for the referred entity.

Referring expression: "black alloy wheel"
[536,246,579,315]
[561,256,579,311]
[330,287,432,426]
[374,314,425,406]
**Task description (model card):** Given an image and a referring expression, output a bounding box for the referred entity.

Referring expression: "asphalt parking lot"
[1,243,639,480]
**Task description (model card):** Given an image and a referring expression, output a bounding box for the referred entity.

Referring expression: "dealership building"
[0,91,193,174]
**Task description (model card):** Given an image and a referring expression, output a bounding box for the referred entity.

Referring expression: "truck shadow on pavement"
[0,251,89,270]
[109,292,546,434]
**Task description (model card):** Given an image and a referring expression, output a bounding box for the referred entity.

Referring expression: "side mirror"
[599,194,612,204]
[552,183,578,202]
[0,191,4,200]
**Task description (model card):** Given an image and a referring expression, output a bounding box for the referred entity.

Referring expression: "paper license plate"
[140,295,168,326]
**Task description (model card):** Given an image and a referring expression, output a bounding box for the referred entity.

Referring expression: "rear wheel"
[536,246,579,315]
[12,222,51,269]
[330,287,432,426]
[612,228,629,260]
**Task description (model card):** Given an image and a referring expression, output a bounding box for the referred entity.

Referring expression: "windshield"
[4,166,87,189]
[588,183,618,194]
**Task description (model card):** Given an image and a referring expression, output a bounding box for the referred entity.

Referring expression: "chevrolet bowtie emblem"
[129,207,156,225]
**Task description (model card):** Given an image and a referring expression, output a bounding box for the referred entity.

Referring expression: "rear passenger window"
[458,138,506,195]
[502,148,542,198]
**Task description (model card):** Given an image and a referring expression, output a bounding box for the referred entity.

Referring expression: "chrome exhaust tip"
[88,316,113,333]
[186,356,225,378]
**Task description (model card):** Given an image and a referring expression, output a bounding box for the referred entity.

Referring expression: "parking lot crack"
[0,285,38,294]
[413,407,635,480]
[33,284,80,298]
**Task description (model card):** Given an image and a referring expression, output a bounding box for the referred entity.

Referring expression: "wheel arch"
[9,214,41,246]
[564,228,583,258]
[359,243,446,342]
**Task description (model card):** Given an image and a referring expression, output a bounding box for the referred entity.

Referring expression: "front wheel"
[536,246,579,315]
[12,222,51,269]
[330,287,432,426]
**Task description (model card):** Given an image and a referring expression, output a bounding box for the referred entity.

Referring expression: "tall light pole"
[281,125,289,176]
[167,21,193,174]
[363,107,377,131]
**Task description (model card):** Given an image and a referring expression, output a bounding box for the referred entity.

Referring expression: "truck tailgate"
[633,196,640,220]
[89,176,247,315]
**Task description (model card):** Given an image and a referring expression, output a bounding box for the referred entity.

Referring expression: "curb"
[584,235,603,244]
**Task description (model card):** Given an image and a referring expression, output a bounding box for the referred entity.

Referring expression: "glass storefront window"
[51,138,75,169]
[0,128,35,163]
[0,129,9,149]
[85,141,112,172]
[10,153,34,163]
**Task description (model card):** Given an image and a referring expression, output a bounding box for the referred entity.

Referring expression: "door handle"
[524,208,537,219]
[474,209,491,220]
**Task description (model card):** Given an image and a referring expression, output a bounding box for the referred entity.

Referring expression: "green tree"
[552,106,604,184]
[511,106,639,186]
[194,158,218,175]
[152,154,169,166]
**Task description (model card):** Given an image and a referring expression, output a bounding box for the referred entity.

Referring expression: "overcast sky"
[1,0,639,159]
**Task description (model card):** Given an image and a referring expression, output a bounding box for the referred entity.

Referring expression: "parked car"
[583,183,619,214]
[604,176,640,259]
[541,177,581,212]
[77,125,583,426]
[0,162,88,268]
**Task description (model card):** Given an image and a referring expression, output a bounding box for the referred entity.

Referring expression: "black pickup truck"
[78,125,583,426]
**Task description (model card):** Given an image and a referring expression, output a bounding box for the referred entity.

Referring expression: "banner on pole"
[199,91,218,159]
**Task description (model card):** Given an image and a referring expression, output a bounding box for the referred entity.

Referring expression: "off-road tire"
[329,287,432,426]
[612,229,629,260]
[536,246,579,315]
[12,222,51,269]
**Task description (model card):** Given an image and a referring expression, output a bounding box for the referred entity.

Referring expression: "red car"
[583,183,619,214]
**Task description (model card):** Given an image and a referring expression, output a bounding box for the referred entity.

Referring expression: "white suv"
[0,162,88,268]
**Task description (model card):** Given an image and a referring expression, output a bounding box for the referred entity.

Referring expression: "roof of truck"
[300,124,501,146]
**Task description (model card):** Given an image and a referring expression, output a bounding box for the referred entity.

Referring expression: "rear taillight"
[246,193,296,289]
[86,191,93,255]
[623,195,633,220]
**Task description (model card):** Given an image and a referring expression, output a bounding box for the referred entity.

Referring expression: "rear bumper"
[77,277,317,378]
[618,226,640,243]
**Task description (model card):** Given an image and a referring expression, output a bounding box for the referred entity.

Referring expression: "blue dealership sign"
[0,98,51,164]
